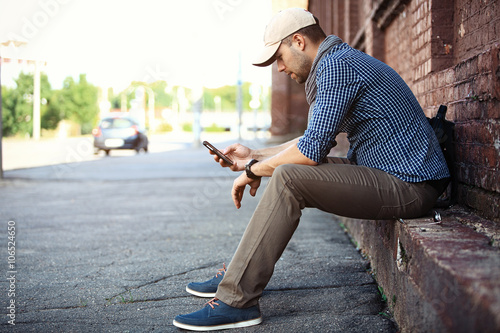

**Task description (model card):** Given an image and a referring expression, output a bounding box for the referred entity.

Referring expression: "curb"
[341,207,500,333]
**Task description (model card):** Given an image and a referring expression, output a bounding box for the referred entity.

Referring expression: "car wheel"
[104,150,111,156]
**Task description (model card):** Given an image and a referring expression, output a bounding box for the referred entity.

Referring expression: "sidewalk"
[0,139,396,332]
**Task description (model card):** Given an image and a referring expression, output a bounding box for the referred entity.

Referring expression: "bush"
[204,123,229,132]
[155,122,173,133]
[182,123,192,132]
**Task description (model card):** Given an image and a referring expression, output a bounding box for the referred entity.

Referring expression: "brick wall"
[407,0,499,221]
[306,0,500,221]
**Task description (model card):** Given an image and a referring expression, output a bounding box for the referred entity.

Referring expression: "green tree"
[108,88,122,110]
[203,85,237,111]
[1,86,22,137]
[42,88,64,130]
[1,71,52,137]
[150,81,173,108]
[202,83,265,112]
[57,74,99,134]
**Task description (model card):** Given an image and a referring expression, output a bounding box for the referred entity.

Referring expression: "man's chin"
[291,73,306,84]
[294,77,306,84]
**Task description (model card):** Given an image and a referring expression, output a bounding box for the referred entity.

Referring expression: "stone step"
[341,207,500,333]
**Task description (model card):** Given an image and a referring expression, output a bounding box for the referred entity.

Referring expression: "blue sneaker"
[186,264,226,298]
[173,298,262,331]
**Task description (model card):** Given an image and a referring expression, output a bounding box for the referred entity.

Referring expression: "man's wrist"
[245,159,260,179]
[250,149,262,161]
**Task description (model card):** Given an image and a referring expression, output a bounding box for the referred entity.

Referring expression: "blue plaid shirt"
[298,43,450,183]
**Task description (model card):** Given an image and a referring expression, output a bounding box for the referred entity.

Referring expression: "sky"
[0,0,273,91]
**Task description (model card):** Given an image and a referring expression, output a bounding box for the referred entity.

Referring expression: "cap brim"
[252,41,281,67]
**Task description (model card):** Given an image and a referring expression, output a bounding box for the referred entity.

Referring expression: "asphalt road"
[0,135,396,332]
[1,132,240,171]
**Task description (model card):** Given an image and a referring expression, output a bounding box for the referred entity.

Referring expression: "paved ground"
[0,135,397,332]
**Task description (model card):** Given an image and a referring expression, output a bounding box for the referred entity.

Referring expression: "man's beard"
[289,47,312,84]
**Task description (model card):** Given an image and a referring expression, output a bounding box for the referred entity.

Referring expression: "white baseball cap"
[253,8,316,67]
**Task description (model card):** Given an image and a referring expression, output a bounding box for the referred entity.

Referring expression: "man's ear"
[291,34,306,51]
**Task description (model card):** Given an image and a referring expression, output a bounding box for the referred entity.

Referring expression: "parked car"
[92,114,148,155]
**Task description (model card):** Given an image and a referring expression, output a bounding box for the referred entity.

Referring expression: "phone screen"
[202,141,234,165]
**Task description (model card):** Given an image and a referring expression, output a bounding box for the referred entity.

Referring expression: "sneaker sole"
[185,286,216,298]
[172,317,262,331]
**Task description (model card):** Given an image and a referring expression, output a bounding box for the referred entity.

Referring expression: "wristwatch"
[245,159,260,179]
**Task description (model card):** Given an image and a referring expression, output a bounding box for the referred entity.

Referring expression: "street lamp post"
[33,60,41,140]
[237,52,243,141]
[122,85,155,132]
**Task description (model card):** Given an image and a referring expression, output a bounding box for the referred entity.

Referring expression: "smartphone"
[202,141,234,165]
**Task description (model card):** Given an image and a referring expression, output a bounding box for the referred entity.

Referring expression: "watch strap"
[245,159,260,179]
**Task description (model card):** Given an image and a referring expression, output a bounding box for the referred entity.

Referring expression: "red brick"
[437,71,447,87]
[477,51,491,73]
[431,0,451,10]
[482,170,499,193]
[491,46,500,100]
[455,163,466,183]
[469,13,480,32]
[482,26,491,46]
[487,21,496,42]
[471,0,481,15]
[453,101,466,121]
[457,184,500,218]
[453,124,465,143]
[469,56,479,77]
[445,86,454,101]
[476,74,492,96]
[427,92,436,107]
[456,143,496,169]
[487,100,500,119]
[456,122,485,144]
[483,146,500,169]
[456,163,471,184]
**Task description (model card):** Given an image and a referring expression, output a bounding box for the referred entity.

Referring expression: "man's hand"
[231,172,261,209]
[209,143,253,171]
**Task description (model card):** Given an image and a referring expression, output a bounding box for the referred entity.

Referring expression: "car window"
[112,118,133,128]
[100,118,133,129]
[100,119,113,129]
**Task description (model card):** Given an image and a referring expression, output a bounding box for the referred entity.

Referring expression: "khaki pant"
[215,158,443,308]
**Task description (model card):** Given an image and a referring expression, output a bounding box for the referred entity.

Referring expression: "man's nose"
[277,59,285,72]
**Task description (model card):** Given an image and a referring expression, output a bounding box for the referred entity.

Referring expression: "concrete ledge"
[340,207,500,333]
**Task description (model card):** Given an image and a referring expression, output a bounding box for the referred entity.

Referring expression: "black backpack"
[428,105,456,206]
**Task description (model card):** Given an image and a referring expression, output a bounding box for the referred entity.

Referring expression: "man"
[173,8,449,331]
